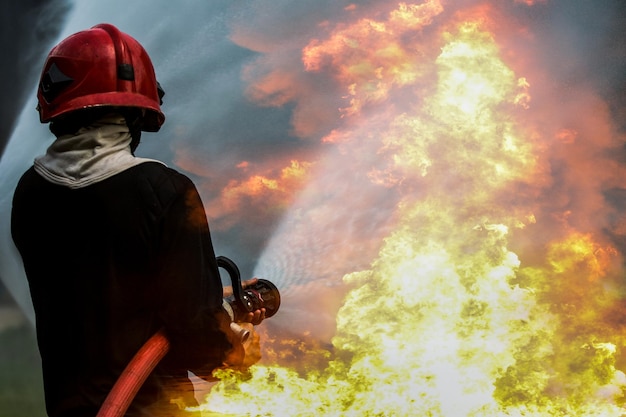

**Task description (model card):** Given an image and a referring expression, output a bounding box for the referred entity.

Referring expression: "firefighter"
[11,23,264,417]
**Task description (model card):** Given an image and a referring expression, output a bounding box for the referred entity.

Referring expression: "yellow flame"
[193,4,626,416]
[547,232,615,282]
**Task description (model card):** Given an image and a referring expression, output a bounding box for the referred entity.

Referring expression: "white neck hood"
[34,114,162,189]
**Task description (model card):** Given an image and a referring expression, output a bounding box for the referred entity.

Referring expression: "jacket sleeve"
[153,172,235,372]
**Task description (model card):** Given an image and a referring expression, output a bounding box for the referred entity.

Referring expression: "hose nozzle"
[230,322,250,344]
[222,300,251,343]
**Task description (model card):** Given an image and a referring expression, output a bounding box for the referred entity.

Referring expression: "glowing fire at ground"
[193,1,626,415]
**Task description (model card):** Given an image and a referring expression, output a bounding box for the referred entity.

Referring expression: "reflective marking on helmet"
[40,62,74,103]
[117,63,135,81]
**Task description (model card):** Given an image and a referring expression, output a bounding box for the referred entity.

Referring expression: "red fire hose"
[96,321,250,417]
[96,328,170,417]
[96,257,270,416]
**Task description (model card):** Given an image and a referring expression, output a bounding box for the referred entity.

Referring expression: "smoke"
[0,0,70,157]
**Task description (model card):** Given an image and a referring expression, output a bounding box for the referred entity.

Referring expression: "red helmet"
[37,23,165,131]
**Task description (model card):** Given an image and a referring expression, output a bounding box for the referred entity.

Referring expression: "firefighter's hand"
[223,278,266,325]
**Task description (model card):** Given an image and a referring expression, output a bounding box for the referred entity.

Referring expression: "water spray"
[96,256,281,417]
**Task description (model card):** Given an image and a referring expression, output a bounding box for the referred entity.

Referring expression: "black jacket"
[12,162,232,416]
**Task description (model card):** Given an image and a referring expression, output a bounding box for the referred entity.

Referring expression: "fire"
[192,1,626,416]
[201,160,313,230]
[302,0,444,117]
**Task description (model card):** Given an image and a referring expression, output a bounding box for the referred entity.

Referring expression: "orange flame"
[302,1,444,117]
[206,160,313,230]
[191,1,626,415]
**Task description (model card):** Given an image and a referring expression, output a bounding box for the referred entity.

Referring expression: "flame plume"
[193,1,626,415]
